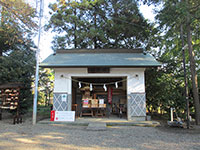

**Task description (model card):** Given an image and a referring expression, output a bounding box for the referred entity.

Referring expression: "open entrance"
[72,77,127,119]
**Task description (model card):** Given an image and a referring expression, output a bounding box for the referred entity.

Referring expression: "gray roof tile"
[40,49,161,68]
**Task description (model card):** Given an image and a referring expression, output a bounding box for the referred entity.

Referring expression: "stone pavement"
[86,122,107,131]
[39,117,160,127]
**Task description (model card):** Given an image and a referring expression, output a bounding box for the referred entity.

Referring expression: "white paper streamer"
[115,82,118,88]
[79,82,81,88]
[103,84,107,91]
[90,83,93,91]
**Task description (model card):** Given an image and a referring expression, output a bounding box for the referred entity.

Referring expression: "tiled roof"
[40,49,161,68]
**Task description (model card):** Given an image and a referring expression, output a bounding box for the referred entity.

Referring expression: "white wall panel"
[54,68,145,94]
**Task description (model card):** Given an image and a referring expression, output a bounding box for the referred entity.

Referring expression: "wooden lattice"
[0,83,23,124]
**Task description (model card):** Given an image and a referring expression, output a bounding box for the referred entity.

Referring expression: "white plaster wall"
[54,70,71,93]
[111,68,145,94]
[54,68,145,94]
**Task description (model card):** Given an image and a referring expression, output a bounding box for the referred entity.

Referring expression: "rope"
[61,75,138,86]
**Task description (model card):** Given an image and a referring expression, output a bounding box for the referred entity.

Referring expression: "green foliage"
[38,68,54,106]
[0,0,37,114]
[145,68,185,116]
[46,0,154,50]
[0,43,36,114]
[0,0,37,56]
[144,0,200,121]
[37,105,52,118]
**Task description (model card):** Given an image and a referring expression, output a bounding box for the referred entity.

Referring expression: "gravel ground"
[0,116,200,150]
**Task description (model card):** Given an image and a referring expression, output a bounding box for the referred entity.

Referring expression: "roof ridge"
[56,48,144,54]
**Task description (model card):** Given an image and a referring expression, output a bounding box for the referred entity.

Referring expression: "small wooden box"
[82,104,91,108]
[99,104,106,108]
[91,99,98,105]
[91,104,98,108]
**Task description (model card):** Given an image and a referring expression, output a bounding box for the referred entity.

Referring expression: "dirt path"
[0,116,200,150]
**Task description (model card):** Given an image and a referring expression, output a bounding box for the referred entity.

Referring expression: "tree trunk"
[0,6,4,56]
[45,94,48,106]
[180,25,190,128]
[186,23,200,125]
[74,8,77,48]
[94,9,97,49]
[48,92,51,106]
[0,49,2,56]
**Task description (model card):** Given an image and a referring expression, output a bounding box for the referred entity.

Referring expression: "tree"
[142,0,200,124]
[46,0,153,50]
[39,69,54,106]
[0,42,36,113]
[145,67,186,117]
[0,0,37,56]
[158,0,200,124]
[145,34,188,117]
[0,0,37,114]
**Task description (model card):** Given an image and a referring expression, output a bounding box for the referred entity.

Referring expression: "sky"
[29,0,156,61]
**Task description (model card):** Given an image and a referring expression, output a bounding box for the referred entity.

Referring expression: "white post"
[170,108,174,122]
[32,0,43,125]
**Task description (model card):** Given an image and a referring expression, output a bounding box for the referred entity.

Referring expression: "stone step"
[86,122,107,131]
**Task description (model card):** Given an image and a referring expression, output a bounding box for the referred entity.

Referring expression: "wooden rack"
[0,83,23,124]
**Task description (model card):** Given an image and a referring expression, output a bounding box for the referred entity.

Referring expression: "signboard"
[54,111,75,122]
[61,94,67,102]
